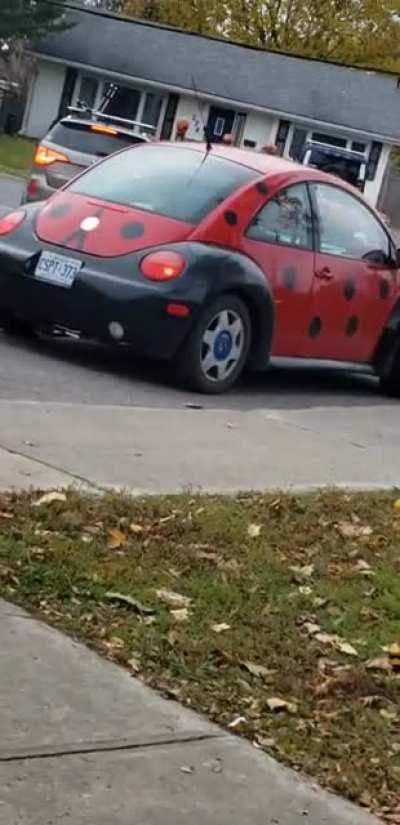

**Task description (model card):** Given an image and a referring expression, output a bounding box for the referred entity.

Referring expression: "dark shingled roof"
[33,10,400,142]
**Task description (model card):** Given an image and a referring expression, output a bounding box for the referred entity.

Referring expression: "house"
[22,8,400,207]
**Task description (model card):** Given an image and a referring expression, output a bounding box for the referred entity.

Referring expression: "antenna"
[191,74,212,153]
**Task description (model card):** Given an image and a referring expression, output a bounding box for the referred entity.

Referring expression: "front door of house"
[206,106,236,143]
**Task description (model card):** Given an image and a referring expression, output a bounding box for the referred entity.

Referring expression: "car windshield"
[47,121,146,157]
[69,145,258,223]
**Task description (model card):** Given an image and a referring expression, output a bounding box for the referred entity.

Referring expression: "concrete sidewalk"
[0,599,378,825]
[1,398,400,493]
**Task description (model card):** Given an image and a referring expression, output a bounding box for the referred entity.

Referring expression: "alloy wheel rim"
[200,309,245,383]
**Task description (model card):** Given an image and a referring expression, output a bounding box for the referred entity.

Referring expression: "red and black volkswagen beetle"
[0,141,399,395]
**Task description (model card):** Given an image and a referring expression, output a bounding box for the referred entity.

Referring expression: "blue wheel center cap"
[213,330,232,361]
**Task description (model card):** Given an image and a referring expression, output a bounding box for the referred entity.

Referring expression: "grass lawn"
[0,134,34,177]
[1,489,400,821]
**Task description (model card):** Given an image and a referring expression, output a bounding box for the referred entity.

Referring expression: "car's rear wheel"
[176,294,251,393]
[379,343,400,398]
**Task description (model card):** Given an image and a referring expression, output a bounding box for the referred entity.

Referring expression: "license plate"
[35,252,82,289]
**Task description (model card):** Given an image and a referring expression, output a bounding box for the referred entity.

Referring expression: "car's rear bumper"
[0,234,199,359]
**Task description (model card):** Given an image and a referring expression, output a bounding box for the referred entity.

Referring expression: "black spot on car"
[50,203,71,220]
[344,279,356,301]
[256,181,268,196]
[309,317,322,338]
[63,229,86,251]
[224,211,238,226]
[346,316,359,336]
[121,222,145,239]
[379,278,390,299]
[283,266,297,290]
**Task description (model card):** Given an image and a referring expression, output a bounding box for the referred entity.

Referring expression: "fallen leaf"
[242,661,275,680]
[171,608,190,623]
[389,643,400,671]
[290,564,314,580]
[107,528,126,549]
[336,641,358,657]
[394,499,400,512]
[180,765,195,774]
[228,716,247,729]
[211,622,231,633]
[380,708,398,721]
[127,656,141,673]
[247,523,262,538]
[366,656,391,671]
[353,559,375,577]
[129,523,145,534]
[303,622,321,637]
[107,636,125,650]
[299,586,313,596]
[336,521,373,539]
[156,589,192,609]
[256,736,276,749]
[0,511,13,520]
[33,491,67,507]
[267,697,298,714]
[105,591,154,614]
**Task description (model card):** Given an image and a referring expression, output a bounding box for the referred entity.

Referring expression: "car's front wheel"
[176,294,251,393]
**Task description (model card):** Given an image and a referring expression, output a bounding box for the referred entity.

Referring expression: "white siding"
[173,94,210,141]
[241,112,276,149]
[22,61,66,139]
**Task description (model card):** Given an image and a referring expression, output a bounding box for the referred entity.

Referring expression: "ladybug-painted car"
[0,142,399,395]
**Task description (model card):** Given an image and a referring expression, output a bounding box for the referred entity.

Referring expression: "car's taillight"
[140,251,186,282]
[0,210,26,236]
[34,145,70,166]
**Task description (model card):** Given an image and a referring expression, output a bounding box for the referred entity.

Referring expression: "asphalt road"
[0,174,399,493]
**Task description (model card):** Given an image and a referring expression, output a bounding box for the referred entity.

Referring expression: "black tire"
[379,345,400,398]
[1,318,37,339]
[176,294,251,394]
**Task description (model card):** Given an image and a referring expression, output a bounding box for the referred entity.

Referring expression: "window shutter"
[289,127,308,161]
[366,141,383,181]
[161,93,179,140]
[275,119,291,155]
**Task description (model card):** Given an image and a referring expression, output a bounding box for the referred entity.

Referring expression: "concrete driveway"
[0,174,24,211]
[0,331,399,492]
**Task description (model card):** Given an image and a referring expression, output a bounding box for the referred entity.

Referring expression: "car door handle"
[315,266,333,281]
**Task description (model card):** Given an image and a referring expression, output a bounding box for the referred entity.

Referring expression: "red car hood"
[35,192,192,257]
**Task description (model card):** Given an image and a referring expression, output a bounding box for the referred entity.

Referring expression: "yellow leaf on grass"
[243,661,275,680]
[130,523,145,534]
[247,524,262,538]
[394,499,400,512]
[267,697,298,714]
[156,589,192,609]
[211,623,231,633]
[336,521,373,539]
[366,656,391,671]
[171,608,190,623]
[33,491,67,507]
[107,528,126,549]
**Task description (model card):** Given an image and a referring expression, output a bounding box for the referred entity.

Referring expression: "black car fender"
[171,242,275,370]
[373,298,400,378]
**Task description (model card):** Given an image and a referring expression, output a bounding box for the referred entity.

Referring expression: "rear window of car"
[46,121,146,157]
[68,145,259,223]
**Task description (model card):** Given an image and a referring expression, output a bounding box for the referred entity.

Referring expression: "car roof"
[160,141,301,176]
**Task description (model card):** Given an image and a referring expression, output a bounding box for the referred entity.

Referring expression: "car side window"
[312,183,392,264]
[246,183,313,250]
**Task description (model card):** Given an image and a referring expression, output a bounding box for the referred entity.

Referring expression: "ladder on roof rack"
[67,105,157,134]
